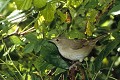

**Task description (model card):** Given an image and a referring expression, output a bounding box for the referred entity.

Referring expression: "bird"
[49,35,106,62]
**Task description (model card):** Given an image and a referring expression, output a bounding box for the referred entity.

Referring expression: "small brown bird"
[50,35,106,62]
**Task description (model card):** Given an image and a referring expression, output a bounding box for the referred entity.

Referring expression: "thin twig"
[105,54,118,80]
[18,27,36,35]
[2,26,19,39]
[2,27,36,40]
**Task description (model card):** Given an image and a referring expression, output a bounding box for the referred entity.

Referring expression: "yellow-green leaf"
[85,21,93,36]
[33,0,47,8]
[10,36,23,45]
[41,2,56,22]
[14,0,32,10]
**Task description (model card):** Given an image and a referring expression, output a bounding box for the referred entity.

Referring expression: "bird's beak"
[48,39,52,42]
[48,39,54,43]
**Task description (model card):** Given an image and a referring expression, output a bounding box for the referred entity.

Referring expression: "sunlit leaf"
[86,9,98,22]
[14,0,32,10]
[85,21,93,36]
[33,0,47,8]
[69,0,83,8]
[10,35,23,45]
[0,44,4,52]
[41,2,56,22]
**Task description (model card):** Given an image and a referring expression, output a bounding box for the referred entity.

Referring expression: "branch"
[18,27,35,35]
[2,27,36,40]
[2,26,19,39]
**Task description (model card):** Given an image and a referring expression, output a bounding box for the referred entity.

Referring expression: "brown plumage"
[50,35,106,61]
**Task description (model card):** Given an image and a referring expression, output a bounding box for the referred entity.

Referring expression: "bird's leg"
[69,61,80,70]
[69,61,85,80]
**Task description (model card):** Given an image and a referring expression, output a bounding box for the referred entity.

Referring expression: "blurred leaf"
[69,0,83,8]
[34,55,55,75]
[117,21,120,30]
[33,0,47,8]
[41,2,56,22]
[0,0,11,12]
[24,43,34,53]
[3,45,15,56]
[108,4,120,15]
[85,21,93,36]
[93,39,120,72]
[56,10,66,22]
[10,35,23,45]
[85,0,98,8]
[25,33,37,43]
[40,41,69,69]
[67,30,86,39]
[34,39,44,53]
[0,44,4,52]
[86,9,98,22]
[54,68,66,76]
[14,0,32,10]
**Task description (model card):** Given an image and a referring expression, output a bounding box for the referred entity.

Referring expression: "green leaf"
[56,10,66,22]
[33,0,47,8]
[40,41,69,69]
[14,0,32,10]
[34,40,43,53]
[69,0,83,8]
[0,44,4,52]
[85,21,93,36]
[41,2,56,22]
[10,35,23,45]
[67,30,86,39]
[24,43,34,53]
[86,9,98,22]
[93,39,120,72]
[0,0,11,12]
[108,4,120,15]
[34,56,55,75]
[54,68,66,76]
[118,21,120,30]
[25,33,37,43]
[85,0,98,8]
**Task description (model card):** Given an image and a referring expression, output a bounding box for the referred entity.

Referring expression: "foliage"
[0,0,120,80]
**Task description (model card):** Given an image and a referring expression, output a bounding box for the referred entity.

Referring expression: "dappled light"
[0,0,120,80]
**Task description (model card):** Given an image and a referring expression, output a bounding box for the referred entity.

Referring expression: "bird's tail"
[93,34,107,43]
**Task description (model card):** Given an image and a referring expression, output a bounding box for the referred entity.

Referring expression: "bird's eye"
[56,39,59,41]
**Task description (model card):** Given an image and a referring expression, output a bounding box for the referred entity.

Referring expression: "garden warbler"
[50,35,106,62]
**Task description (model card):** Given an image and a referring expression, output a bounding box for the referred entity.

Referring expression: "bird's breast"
[57,46,93,61]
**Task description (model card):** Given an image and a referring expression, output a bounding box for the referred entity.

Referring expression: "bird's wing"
[68,35,106,50]
[69,39,89,50]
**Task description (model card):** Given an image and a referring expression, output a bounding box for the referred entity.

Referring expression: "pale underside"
[57,44,94,61]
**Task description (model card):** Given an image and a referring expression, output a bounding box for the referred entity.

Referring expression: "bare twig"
[2,27,36,40]
[18,27,35,35]
[2,26,19,39]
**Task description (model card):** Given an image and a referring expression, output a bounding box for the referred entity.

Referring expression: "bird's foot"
[69,61,81,70]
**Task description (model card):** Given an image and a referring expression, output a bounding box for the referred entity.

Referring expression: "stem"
[105,54,118,80]
[7,51,23,78]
